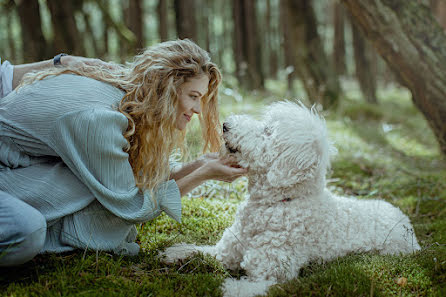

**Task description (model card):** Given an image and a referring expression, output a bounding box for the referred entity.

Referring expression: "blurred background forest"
[2,0,446,155]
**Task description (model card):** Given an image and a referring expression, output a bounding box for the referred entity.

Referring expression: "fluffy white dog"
[161,101,420,297]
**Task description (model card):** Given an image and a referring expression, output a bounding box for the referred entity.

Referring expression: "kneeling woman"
[0,39,246,266]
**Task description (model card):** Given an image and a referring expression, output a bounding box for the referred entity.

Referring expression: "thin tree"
[174,0,198,42]
[351,21,378,104]
[342,0,446,155]
[282,0,341,108]
[333,1,347,76]
[232,0,264,90]
[157,0,169,42]
[46,0,85,56]
[15,0,47,62]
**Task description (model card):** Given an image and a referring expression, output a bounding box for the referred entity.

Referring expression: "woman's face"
[176,75,209,130]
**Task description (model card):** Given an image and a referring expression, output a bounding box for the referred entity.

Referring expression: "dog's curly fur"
[161,101,421,297]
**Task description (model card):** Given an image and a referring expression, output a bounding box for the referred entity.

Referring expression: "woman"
[0,39,246,266]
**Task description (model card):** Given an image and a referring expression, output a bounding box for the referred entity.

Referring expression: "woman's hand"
[175,153,247,197]
[200,155,247,182]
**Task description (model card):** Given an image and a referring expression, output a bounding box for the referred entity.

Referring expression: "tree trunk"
[244,0,264,89]
[352,22,378,104]
[279,0,295,92]
[432,0,446,29]
[232,0,264,90]
[47,0,85,56]
[157,0,169,41]
[126,0,144,51]
[232,0,245,84]
[15,0,48,62]
[341,0,446,155]
[6,8,17,62]
[284,0,341,108]
[333,2,347,76]
[266,0,279,78]
[174,0,198,42]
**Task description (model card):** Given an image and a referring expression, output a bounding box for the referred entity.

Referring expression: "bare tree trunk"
[280,0,295,92]
[81,9,99,57]
[47,0,85,56]
[432,0,446,29]
[266,0,279,78]
[126,0,144,51]
[352,22,378,104]
[232,0,245,84]
[157,0,169,41]
[333,2,347,76]
[342,0,446,155]
[15,0,48,62]
[174,0,198,42]
[6,8,17,62]
[284,0,341,108]
[244,0,264,89]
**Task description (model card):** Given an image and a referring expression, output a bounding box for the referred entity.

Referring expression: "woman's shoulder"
[48,74,125,99]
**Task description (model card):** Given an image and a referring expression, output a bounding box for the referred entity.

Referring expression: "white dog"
[161,101,420,297]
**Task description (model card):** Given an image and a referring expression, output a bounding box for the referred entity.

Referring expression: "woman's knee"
[0,192,47,266]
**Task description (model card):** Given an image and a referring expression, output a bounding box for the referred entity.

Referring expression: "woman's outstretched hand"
[199,153,247,182]
[175,152,247,197]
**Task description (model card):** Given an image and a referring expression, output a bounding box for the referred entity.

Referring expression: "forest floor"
[1,80,445,296]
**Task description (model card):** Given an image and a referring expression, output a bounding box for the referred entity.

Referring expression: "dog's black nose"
[223,122,229,133]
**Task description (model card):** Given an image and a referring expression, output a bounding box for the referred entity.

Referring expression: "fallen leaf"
[395,277,407,287]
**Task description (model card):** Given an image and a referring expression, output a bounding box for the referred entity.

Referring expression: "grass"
[1,79,445,296]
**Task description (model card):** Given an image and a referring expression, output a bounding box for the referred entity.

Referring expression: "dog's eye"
[264,126,272,136]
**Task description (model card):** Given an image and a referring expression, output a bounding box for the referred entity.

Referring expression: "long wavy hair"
[20,39,222,191]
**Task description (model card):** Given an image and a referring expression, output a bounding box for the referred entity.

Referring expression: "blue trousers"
[0,191,46,266]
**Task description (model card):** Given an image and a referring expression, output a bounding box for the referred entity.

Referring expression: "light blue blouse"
[0,74,181,255]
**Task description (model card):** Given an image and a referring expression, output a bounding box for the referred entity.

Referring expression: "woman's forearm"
[175,166,208,197]
[12,59,54,90]
[169,159,203,181]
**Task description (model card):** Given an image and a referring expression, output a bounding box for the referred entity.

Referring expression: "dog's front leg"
[214,222,245,270]
[159,243,216,264]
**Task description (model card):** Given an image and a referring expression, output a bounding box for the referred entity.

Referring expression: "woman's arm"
[12,55,112,90]
[169,152,219,181]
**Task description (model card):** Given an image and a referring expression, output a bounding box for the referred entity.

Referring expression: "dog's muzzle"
[222,122,239,153]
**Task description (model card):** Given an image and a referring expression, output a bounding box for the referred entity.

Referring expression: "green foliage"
[1,81,445,296]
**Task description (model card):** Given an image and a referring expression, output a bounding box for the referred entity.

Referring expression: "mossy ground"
[1,80,445,296]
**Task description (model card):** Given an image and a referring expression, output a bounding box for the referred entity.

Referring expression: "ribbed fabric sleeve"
[0,58,14,98]
[48,108,181,223]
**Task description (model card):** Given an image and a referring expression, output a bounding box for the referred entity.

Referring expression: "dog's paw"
[222,277,275,297]
[158,243,202,264]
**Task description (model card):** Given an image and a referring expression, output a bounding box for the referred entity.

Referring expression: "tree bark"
[279,0,295,92]
[46,0,85,56]
[284,0,341,108]
[431,0,446,29]
[126,0,144,51]
[174,0,198,42]
[15,0,48,62]
[333,2,347,76]
[352,22,378,104]
[157,0,169,41]
[341,0,446,155]
[232,0,264,90]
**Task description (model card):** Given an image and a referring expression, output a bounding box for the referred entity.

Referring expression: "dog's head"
[222,101,336,189]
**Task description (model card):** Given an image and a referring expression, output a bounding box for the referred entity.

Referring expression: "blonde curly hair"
[20,39,222,191]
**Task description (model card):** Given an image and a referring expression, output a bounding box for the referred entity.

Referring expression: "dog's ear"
[266,140,321,187]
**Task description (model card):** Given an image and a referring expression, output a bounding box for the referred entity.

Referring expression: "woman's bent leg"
[0,191,46,266]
